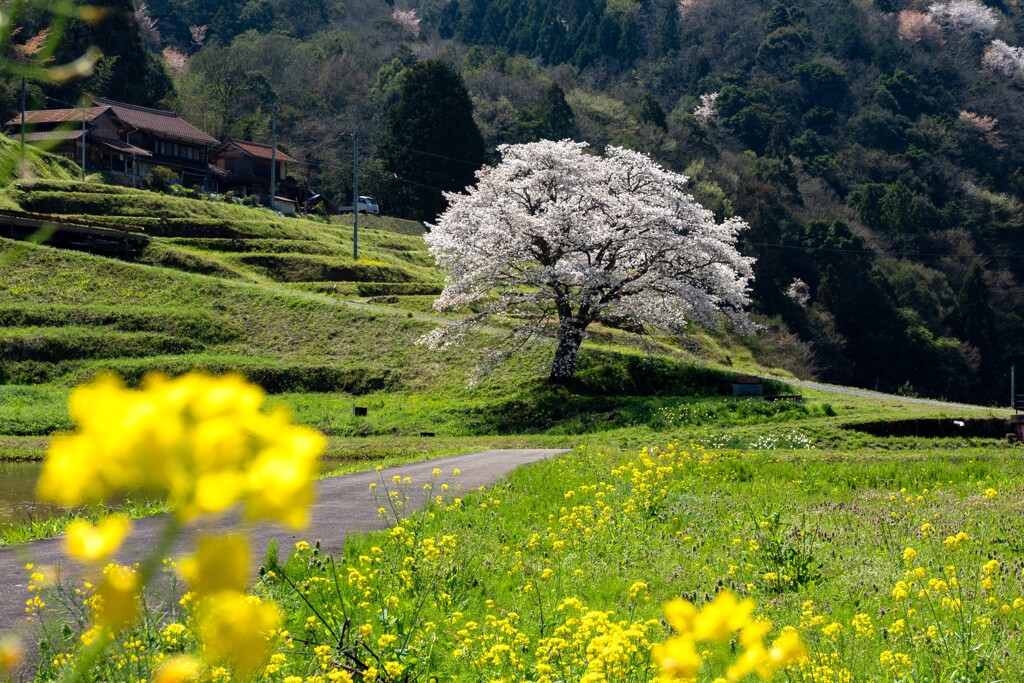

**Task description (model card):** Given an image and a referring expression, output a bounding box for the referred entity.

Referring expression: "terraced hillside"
[0,177,809,448]
[4,180,442,295]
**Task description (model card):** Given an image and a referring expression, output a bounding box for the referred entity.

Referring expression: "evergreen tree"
[639,93,667,130]
[955,262,997,354]
[58,0,173,107]
[658,0,680,56]
[380,60,485,222]
[539,83,576,140]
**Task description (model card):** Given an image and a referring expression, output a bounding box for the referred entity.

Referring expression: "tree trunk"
[549,320,586,383]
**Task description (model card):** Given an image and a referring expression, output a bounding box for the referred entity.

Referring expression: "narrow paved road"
[0,448,568,641]
[773,377,1003,412]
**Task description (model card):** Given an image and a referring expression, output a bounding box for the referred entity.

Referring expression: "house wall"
[91,114,121,140]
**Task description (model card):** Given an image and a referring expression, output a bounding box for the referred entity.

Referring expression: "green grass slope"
[0,231,817,444]
[0,136,82,187]
[5,180,441,292]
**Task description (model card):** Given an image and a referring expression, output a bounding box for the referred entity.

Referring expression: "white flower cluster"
[392,8,421,36]
[927,0,998,39]
[983,39,1024,77]
[693,92,719,123]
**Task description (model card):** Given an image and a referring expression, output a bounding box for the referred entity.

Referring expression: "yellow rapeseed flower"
[93,564,140,630]
[196,590,282,675]
[0,637,24,673]
[64,516,131,563]
[692,591,755,642]
[178,534,250,596]
[663,599,697,635]
[653,636,701,679]
[153,656,202,683]
[37,373,324,529]
[768,628,805,666]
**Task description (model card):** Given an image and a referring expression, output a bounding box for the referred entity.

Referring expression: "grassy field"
[27,412,1024,682]
[258,437,1024,682]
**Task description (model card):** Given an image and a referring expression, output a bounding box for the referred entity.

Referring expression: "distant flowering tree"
[693,92,719,123]
[420,140,755,382]
[983,39,1024,77]
[897,10,946,49]
[928,0,998,39]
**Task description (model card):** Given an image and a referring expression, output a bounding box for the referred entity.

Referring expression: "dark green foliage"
[639,94,667,131]
[792,62,848,108]
[54,0,173,107]
[380,60,485,221]
[538,83,576,139]
[146,166,178,193]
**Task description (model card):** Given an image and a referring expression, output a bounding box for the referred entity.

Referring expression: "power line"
[384,141,484,168]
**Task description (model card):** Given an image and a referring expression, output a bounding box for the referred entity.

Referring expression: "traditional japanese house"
[212,139,300,202]
[6,97,223,189]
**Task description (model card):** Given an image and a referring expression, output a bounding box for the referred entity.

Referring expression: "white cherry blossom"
[419,140,754,381]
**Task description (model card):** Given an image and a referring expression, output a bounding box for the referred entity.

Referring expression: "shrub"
[145,166,178,193]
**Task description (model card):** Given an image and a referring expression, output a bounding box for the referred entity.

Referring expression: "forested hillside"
[8,0,1024,402]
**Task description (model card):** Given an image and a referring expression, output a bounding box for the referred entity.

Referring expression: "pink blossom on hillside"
[163,47,188,73]
[392,8,422,36]
[897,10,945,48]
[959,110,1006,148]
[694,92,718,123]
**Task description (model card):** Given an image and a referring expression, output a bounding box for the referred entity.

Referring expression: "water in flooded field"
[0,460,60,528]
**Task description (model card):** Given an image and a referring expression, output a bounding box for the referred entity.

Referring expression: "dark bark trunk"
[549,320,586,383]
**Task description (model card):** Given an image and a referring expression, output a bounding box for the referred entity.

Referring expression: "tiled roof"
[23,129,84,142]
[93,97,219,145]
[92,136,152,157]
[5,106,110,127]
[223,139,299,164]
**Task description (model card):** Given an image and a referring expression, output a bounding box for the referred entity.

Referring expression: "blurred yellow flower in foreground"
[197,591,282,675]
[37,372,325,528]
[94,564,140,630]
[655,591,805,682]
[65,516,131,563]
[179,534,251,597]
[0,637,24,673]
[153,656,202,683]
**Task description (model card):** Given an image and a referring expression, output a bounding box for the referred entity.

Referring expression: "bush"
[146,166,178,193]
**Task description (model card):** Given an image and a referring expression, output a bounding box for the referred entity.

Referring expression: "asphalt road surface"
[0,448,568,648]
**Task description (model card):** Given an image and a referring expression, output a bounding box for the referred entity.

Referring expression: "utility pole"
[269,103,279,211]
[1013,363,1016,411]
[353,131,359,261]
[19,78,26,150]
[81,104,87,182]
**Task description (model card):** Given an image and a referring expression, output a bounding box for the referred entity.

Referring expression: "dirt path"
[0,448,568,643]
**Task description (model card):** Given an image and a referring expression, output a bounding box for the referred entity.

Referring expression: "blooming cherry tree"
[420,140,754,382]
[983,39,1024,77]
[928,0,998,39]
